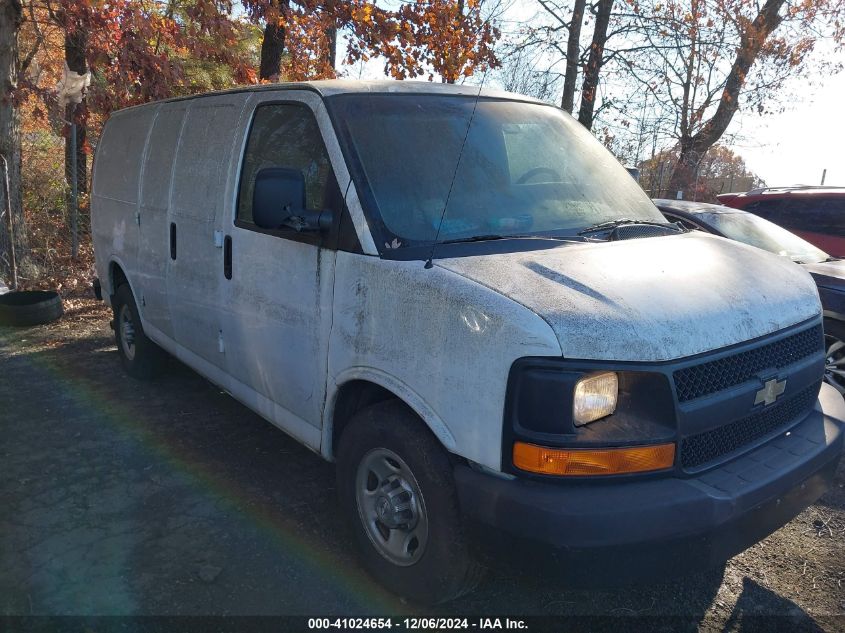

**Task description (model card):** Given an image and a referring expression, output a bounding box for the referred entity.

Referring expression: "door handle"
[223,235,232,279]
[170,222,176,260]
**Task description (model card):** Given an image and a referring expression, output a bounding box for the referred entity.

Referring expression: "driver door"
[218,93,339,446]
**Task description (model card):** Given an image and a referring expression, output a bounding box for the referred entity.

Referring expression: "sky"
[488,2,845,188]
[728,71,845,187]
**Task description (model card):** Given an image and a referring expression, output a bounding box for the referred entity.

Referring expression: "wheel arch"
[323,369,458,461]
[107,257,132,297]
[823,312,845,336]
[107,258,148,324]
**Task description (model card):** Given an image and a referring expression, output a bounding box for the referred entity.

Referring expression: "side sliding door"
[165,94,248,369]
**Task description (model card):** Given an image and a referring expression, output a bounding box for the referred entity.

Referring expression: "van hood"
[436,232,820,362]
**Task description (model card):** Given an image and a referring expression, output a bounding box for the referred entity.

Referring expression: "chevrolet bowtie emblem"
[754,378,787,406]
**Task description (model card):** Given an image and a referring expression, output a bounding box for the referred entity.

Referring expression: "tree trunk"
[64,25,87,199]
[668,0,785,192]
[0,0,26,282]
[561,0,586,113]
[443,0,466,84]
[324,26,337,73]
[259,0,289,80]
[577,0,613,130]
[667,141,701,198]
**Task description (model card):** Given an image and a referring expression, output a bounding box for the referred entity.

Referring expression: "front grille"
[679,383,819,469]
[673,324,823,402]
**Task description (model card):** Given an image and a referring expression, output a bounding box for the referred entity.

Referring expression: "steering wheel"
[515,167,562,184]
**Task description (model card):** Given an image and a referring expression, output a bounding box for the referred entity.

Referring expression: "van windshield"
[329,94,665,247]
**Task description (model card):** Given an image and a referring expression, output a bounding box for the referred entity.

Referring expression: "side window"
[776,199,808,231]
[814,198,845,237]
[748,196,845,236]
[237,103,333,226]
[746,199,789,226]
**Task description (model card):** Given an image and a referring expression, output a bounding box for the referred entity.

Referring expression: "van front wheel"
[112,284,162,379]
[336,400,484,604]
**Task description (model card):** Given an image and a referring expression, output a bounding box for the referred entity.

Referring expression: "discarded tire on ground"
[0,290,64,326]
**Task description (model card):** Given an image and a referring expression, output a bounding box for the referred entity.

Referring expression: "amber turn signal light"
[513,441,675,476]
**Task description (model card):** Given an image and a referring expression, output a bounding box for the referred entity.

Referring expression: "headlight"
[573,371,618,425]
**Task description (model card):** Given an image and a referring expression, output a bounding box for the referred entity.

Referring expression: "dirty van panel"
[223,238,332,424]
[137,104,187,339]
[166,95,249,369]
[141,105,186,211]
[327,252,561,469]
[171,102,243,220]
[92,108,156,204]
[91,107,157,293]
[221,96,337,432]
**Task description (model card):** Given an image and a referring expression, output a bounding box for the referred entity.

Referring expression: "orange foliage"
[244,0,500,82]
[11,0,500,292]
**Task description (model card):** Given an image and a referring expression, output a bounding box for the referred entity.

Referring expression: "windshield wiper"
[438,234,580,245]
[577,218,678,235]
[439,234,509,244]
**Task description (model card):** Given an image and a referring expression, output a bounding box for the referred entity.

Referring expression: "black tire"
[336,400,485,604]
[823,317,845,395]
[112,283,163,379]
[0,290,63,326]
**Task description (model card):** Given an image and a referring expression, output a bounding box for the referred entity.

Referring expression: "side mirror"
[252,167,332,232]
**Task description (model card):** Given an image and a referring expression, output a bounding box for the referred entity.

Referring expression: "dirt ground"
[1,298,844,631]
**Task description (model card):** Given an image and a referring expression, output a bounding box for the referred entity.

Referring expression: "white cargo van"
[92,81,844,603]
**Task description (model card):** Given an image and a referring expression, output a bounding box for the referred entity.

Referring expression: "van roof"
[114,79,545,113]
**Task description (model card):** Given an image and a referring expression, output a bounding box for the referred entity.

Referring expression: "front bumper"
[455,382,845,584]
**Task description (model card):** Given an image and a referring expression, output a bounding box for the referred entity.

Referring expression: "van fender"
[106,255,133,298]
[323,366,458,460]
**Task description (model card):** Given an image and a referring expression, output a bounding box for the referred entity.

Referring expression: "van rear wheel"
[336,400,484,604]
[112,283,162,380]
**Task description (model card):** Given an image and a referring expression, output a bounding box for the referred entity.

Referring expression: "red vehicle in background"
[718,186,845,257]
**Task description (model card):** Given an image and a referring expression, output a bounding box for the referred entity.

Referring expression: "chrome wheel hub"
[374,476,418,530]
[356,448,428,567]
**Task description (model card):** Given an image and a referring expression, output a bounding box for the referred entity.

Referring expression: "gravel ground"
[1,299,843,631]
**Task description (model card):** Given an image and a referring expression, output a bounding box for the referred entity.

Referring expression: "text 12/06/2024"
[307,618,528,630]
